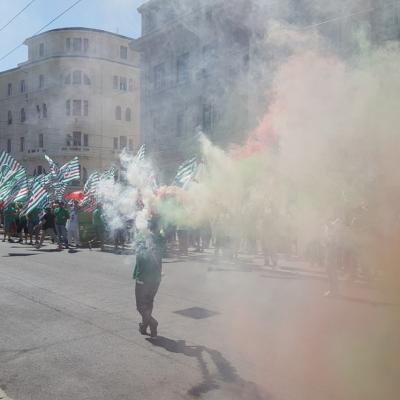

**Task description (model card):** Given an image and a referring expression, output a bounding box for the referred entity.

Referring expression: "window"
[128,138,133,151]
[66,100,71,116]
[39,43,44,57]
[7,83,12,96]
[120,77,127,91]
[83,134,89,147]
[129,78,134,91]
[177,53,190,83]
[36,105,41,118]
[83,74,91,85]
[125,108,132,121]
[154,63,166,90]
[37,165,43,175]
[176,112,184,137]
[66,134,72,146]
[20,80,26,93]
[72,70,82,84]
[42,103,47,118]
[82,167,88,182]
[84,38,89,52]
[65,74,71,84]
[119,136,127,150]
[113,137,118,150]
[202,103,215,133]
[73,131,82,146]
[38,133,44,148]
[7,111,12,125]
[120,45,128,59]
[39,74,44,89]
[20,108,26,123]
[73,100,82,116]
[73,38,82,51]
[113,76,118,89]
[66,38,71,50]
[115,106,122,120]
[83,100,89,116]
[20,137,25,152]
[7,139,11,153]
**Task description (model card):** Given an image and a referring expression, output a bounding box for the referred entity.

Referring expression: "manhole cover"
[174,307,219,320]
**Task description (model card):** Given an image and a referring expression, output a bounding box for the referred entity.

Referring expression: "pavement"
[0,240,399,400]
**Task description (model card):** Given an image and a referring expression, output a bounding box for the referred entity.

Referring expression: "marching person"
[67,201,81,247]
[36,207,56,249]
[92,203,105,250]
[16,204,28,244]
[54,201,70,250]
[27,207,40,245]
[133,215,165,338]
[2,202,16,243]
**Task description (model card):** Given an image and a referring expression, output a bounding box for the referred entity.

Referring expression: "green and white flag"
[172,157,198,188]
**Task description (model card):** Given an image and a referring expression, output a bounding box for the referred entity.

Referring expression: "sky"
[0,0,146,71]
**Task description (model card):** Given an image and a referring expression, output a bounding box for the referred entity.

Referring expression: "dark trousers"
[135,280,160,329]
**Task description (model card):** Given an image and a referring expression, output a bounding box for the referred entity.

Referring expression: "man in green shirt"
[92,203,105,251]
[133,216,165,338]
[27,207,40,245]
[54,202,70,250]
[2,203,16,243]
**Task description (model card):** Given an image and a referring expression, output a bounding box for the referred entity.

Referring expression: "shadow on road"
[5,253,38,257]
[146,336,269,399]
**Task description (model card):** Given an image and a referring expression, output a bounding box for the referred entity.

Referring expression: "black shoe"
[139,323,148,335]
[150,321,158,338]
[8,239,14,243]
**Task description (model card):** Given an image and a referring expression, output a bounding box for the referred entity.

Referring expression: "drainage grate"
[174,307,219,320]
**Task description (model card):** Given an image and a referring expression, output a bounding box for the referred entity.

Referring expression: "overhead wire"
[0,0,39,33]
[0,0,85,64]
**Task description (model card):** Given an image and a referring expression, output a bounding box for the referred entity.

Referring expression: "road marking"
[0,388,13,400]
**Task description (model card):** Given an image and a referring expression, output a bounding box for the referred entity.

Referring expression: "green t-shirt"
[92,208,104,226]
[28,208,40,224]
[133,232,165,283]
[54,207,69,225]
[19,214,27,224]
[4,206,16,223]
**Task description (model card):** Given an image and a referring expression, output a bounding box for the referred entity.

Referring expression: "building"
[134,0,400,181]
[134,0,258,180]
[0,27,140,183]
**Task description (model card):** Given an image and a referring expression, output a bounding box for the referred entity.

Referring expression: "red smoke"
[231,104,280,159]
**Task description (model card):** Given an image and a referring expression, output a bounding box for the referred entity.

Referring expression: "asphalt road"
[1,242,399,400]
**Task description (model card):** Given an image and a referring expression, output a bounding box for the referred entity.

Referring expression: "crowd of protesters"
[0,199,376,299]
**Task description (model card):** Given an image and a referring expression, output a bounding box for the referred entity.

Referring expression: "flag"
[80,195,97,212]
[99,167,116,182]
[172,157,198,188]
[0,151,24,188]
[84,172,100,195]
[44,154,59,179]
[14,176,29,203]
[136,144,146,161]
[54,182,67,201]
[3,176,28,208]
[0,167,26,201]
[21,180,49,215]
[58,157,80,184]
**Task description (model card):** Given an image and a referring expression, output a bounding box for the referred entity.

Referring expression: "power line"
[0,0,39,33]
[0,0,85,64]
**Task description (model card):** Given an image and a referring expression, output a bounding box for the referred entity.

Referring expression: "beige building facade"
[0,27,140,184]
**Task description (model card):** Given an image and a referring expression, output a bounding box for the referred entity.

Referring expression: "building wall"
[135,0,254,181]
[136,0,400,181]
[0,28,140,184]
